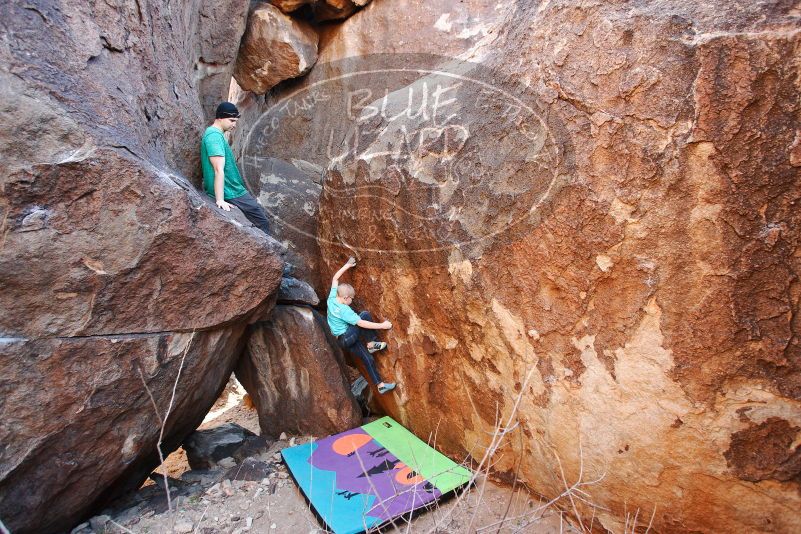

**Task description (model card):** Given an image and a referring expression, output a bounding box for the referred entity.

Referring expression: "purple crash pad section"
[309,427,442,521]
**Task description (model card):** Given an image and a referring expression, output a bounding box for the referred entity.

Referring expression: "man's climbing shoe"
[377,382,396,394]
[367,341,387,354]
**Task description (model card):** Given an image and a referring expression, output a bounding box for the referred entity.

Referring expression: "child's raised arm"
[331,256,357,287]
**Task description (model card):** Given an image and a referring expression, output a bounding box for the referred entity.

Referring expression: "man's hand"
[381,320,392,330]
[216,199,232,211]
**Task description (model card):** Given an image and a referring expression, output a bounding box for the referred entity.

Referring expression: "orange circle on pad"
[395,466,425,486]
[332,433,373,455]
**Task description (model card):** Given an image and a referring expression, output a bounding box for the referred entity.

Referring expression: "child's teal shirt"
[327,285,361,336]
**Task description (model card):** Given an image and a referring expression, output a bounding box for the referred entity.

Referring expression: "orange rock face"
[306,1,800,532]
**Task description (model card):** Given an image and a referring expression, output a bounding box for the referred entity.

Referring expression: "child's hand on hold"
[381,320,392,330]
[346,256,357,267]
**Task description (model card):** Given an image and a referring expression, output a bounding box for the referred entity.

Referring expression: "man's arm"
[331,257,357,287]
[209,156,231,211]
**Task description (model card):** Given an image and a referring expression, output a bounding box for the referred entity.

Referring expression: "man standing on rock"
[328,257,396,394]
[201,101,271,235]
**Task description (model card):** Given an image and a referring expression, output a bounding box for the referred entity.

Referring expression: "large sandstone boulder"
[293,1,797,532]
[0,0,282,532]
[236,305,361,437]
[0,0,249,182]
[229,0,505,296]
[233,3,319,95]
[0,328,248,533]
[0,148,280,338]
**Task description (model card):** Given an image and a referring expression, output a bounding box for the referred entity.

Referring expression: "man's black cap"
[215,101,240,119]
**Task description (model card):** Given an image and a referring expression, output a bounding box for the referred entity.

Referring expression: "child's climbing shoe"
[367,341,387,354]
[377,382,396,395]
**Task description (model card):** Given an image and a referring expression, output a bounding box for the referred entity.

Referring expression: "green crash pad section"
[362,416,472,493]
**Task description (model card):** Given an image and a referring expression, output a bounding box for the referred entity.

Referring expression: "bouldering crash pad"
[282,416,472,533]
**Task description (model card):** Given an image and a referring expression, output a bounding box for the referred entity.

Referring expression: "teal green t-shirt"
[327,285,361,336]
[200,126,248,200]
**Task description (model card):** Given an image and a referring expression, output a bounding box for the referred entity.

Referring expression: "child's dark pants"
[337,311,382,384]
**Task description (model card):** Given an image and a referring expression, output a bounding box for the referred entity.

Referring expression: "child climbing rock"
[327,257,396,394]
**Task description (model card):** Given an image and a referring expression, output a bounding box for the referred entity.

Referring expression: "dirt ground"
[81,380,574,534]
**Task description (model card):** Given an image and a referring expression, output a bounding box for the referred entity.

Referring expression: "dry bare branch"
[136,331,196,517]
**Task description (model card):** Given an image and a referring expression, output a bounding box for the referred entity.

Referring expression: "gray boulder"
[277,277,320,306]
[183,423,258,470]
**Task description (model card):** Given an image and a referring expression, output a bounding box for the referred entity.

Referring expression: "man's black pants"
[228,193,270,235]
